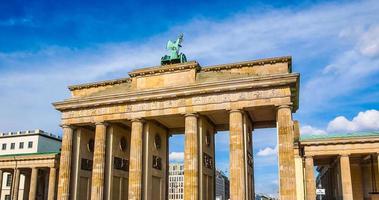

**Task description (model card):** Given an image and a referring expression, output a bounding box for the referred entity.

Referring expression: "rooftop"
[0,129,62,140]
[300,131,379,141]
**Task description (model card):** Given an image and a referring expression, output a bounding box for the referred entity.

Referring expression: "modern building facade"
[168,163,184,200]
[215,170,229,200]
[0,129,61,200]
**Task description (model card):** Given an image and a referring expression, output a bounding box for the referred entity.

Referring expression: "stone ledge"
[128,61,199,78]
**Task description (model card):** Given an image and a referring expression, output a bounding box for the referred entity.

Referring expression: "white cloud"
[169,152,184,162]
[256,146,277,157]
[300,125,327,135]
[327,109,379,133]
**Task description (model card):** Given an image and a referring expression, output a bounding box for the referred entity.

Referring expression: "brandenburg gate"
[53,40,300,200]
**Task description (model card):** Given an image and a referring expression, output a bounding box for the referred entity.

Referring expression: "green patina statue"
[161,33,187,65]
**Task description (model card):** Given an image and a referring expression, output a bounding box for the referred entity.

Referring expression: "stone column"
[304,156,316,200]
[276,105,296,200]
[48,168,57,200]
[0,169,3,197]
[340,154,353,200]
[12,168,21,200]
[294,155,305,200]
[57,125,74,200]
[184,113,199,200]
[90,122,108,200]
[29,167,38,200]
[128,119,144,200]
[229,110,246,200]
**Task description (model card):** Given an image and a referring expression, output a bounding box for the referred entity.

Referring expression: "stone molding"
[54,73,299,111]
[128,61,200,78]
[202,56,291,72]
[67,56,291,91]
[68,77,131,91]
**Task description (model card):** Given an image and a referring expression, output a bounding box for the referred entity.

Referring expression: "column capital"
[276,104,293,110]
[184,113,199,118]
[95,121,109,126]
[229,109,243,114]
[131,118,145,123]
[60,124,74,129]
[340,153,351,157]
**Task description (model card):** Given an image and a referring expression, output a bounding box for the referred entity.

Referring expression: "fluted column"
[305,156,316,200]
[128,119,144,200]
[48,167,57,200]
[184,113,199,200]
[229,109,245,200]
[277,105,296,200]
[340,154,353,200]
[0,169,3,198]
[29,167,38,200]
[12,168,20,200]
[90,122,108,200]
[57,125,74,200]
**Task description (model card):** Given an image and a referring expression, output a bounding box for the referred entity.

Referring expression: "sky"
[1,0,379,196]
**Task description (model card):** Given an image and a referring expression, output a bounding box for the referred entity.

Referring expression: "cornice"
[300,136,379,146]
[128,61,200,78]
[201,56,292,72]
[53,73,299,111]
[68,77,131,91]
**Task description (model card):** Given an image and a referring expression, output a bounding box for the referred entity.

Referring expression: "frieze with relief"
[62,87,287,119]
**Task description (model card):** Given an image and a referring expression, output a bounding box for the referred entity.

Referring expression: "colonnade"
[0,167,57,200]
[304,154,379,200]
[57,104,295,200]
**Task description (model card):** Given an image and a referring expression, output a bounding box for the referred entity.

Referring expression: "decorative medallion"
[87,139,94,153]
[119,137,127,152]
[154,134,161,150]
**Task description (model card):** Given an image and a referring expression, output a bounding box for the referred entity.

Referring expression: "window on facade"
[10,143,15,150]
[19,142,24,149]
[28,141,33,148]
[6,174,12,186]
[5,195,10,200]
[2,143,6,150]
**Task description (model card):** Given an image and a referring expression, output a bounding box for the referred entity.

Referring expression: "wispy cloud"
[169,152,184,163]
[256,146,277,157]
[301,109,379,135]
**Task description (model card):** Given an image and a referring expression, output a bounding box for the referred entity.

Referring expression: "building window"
[5,195,10,200]
[6,174,12,186]
[2,143,6,150]
[10,143,15,150]
[19,142,24,149]
[28,141,33,148]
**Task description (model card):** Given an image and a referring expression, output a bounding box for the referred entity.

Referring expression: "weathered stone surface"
[128,119,144,200]
[277,105,296,200]
[184,113,199,200]
[229,110,245,200]
[29,167,38,200]
[57,125,74,200]
[340,155,354,200]
[48,167,57,200]
[90,122,107,200]
[305,156,315,200]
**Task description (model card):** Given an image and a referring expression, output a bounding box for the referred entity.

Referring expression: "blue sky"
[1,0,379,196]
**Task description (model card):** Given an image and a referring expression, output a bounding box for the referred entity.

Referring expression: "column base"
[370,193,379,200]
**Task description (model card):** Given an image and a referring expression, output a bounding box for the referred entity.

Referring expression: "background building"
[0,129,61,200]
[168,163,184,200]
[215,169,229,200]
